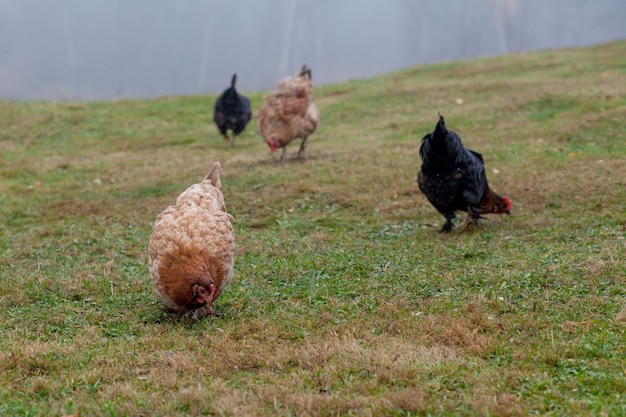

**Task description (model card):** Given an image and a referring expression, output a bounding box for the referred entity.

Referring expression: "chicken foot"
[440,212,456,233]
[462,207,483,231]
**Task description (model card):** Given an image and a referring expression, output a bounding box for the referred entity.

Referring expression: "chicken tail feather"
[434,113,447,139]
[206,162,222,189]
[300,64,312,80]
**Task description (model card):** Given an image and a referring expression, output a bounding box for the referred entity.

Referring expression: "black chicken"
[213,74,252,148]
[417,114,511,232]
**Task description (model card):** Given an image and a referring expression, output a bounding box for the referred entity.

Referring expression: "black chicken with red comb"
[417,114,511,232]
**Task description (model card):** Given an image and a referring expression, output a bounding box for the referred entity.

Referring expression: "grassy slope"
[0,40,625,416]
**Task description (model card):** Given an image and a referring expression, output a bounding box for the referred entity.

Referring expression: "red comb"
[503,197,512,210]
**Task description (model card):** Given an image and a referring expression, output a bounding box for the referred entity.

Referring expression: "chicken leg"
[297,136,309,160]
[279,146,288,163]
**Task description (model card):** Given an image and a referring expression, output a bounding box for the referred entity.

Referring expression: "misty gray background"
[0,0,625,101]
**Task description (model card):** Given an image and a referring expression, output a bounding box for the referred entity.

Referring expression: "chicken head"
[193,283,217,305]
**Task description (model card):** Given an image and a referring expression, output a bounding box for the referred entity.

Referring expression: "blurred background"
[0,0,625,101]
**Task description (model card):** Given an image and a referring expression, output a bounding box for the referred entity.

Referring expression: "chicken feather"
[257,65,320,162]
[149,162,235,318]
[417,114,511,232]
[213,74,252,148]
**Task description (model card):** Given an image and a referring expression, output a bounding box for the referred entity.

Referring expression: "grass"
[1,40,625,416]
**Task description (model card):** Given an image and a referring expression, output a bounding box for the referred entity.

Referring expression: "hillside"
[1,40,625,416]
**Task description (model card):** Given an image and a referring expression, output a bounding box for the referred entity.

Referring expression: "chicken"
[149,162,235,318]
[213,73,252,148]
[417,114,511,232]
[257,64,320,162]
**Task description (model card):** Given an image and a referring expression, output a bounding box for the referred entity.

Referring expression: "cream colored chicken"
[257,64,320,162]
[148,162,235,319]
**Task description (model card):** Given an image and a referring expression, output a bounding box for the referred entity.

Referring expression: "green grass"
[1,40,626,416]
